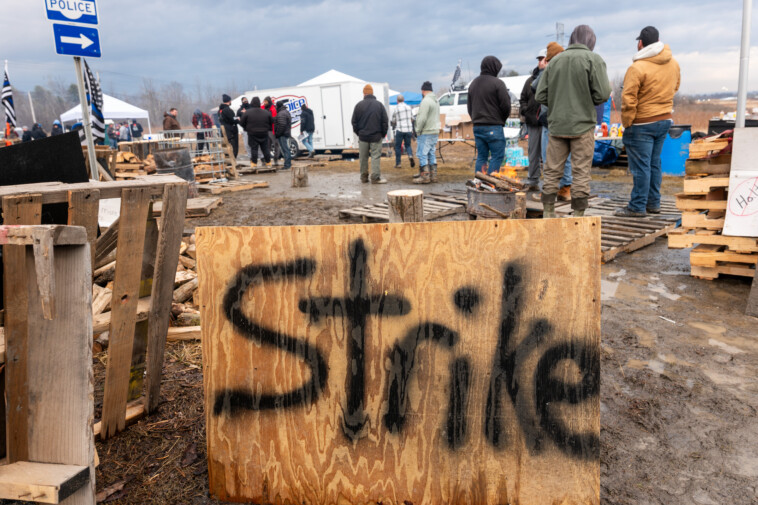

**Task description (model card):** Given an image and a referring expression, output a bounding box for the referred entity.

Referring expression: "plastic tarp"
[389,92,423,106]
[60,94,151,126]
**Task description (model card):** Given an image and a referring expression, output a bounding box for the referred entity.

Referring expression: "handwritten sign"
[197,219,601,504]
[723,128,758,237]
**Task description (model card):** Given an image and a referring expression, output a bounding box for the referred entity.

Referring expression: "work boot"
[613,206,646,217]
[371,177,388,184]
[413,165,427,179]
[394,163,402,169]
[413,172,431,184]
[308,151,315,158]
[410,157,416,168]
[430,164,438,183]
[543,202,556,218]
[541,193,557,219]
[557,185,571,201]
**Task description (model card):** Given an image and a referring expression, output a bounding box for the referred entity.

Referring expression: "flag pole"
[75,56,98,180]
[736,0,752,128]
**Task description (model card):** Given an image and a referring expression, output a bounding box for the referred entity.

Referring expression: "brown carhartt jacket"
[621,43,681,127]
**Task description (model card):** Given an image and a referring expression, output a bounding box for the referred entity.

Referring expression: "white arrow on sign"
[60,33,94,49]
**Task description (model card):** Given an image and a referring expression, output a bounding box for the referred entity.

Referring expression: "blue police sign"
[45,0,98,25]
[52,24,101,58]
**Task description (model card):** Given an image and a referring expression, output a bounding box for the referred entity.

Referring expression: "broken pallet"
[196,180,269,195]
[339,197,465,222]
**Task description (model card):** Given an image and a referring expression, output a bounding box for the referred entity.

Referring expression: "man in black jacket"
[218,94,238,158]
[467,56,511,174]
[521,49,547,190]
[300,103,315,158]
[351,84,388,184]
[274,101,292,170]
[240,97,273,167]
[236,97,252,159]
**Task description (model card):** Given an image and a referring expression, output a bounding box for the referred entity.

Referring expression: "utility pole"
[556,22,565,46]
[736,0,752,128]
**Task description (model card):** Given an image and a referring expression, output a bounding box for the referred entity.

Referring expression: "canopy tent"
[298,69,364,86]
[389,92,423,106]
[60,94,152,134]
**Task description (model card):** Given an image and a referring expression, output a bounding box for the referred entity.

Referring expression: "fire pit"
[466,187,519,219]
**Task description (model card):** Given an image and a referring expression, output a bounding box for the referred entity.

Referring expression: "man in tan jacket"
[616,26,680,217]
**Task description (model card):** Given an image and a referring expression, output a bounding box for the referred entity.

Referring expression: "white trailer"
[231,81,390,158]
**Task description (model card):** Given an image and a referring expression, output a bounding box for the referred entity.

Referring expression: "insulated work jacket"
[621,43,680,128]
[467,56,511,126]
[351,95,388,143]
[535,44,612,137]
[415,93,441,135]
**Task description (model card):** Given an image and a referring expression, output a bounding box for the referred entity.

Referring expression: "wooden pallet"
[196,180,269,195]
[691,261,756,280]
[237,165,277,175]
[339,197,465,222]
[668,229,758,252]
[153,196,222,218]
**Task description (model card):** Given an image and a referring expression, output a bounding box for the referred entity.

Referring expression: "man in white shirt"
[391,95,416,169]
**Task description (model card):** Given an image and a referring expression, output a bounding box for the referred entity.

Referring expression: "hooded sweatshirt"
[621,42,680,127]
[51,120,63,136]
[415,92,441,135]
[467,56,511,126]
[535,42,612,137]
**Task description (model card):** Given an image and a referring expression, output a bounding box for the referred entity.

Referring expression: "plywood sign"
[197,218,601,505]
[723,128,758,237]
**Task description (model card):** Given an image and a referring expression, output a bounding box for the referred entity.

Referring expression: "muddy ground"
[80,144,757,504]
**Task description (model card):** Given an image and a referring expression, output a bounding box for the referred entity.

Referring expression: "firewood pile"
[92,234,200,352]
[469,171,525,192]
[114,151,157,180]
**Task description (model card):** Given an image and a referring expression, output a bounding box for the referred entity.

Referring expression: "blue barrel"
[661,124,691,176]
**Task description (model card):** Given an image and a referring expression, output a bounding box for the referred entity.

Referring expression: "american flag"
[79,59,104,144]
[3,61,16,130]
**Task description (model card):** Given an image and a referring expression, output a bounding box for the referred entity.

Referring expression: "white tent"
[60,94,152,134]
[298,69,364,87]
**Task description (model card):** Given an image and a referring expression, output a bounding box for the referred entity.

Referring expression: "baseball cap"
[636,26,659,47]
[537,48,547,60]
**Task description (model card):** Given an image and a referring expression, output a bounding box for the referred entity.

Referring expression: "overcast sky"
[2,0,757,96]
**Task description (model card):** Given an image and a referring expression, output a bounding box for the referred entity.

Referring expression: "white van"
[437,75,530,122]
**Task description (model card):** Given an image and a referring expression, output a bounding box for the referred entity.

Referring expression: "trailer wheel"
[289,138,300,159]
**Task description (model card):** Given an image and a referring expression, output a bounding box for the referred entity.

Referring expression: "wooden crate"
[0,175,188,441]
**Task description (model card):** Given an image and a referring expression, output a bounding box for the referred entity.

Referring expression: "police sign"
[45,0,98,26]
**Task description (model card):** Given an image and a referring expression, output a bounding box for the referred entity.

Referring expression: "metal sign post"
[45,0,101,179]
[74,56,99,180]
[736,0,753,129]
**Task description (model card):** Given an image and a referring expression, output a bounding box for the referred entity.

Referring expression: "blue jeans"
[302,132,314,152]
[474,125,506,174]
[624,120,671,212]
[416,134,437,167]
[394,131,413,165]
[542,126,572,187]
[278,136,292,169]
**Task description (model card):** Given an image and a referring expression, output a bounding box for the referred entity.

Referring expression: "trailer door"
[321,85,345,146]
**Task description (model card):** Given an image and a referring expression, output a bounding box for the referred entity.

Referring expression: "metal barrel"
[466,187,517,218]
[153,147,198,198]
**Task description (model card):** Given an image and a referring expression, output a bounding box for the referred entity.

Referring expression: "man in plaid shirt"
[192,108,214,153]
[391,95,416,169]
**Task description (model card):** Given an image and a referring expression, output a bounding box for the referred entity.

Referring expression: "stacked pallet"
[668,143,758,280]
[114,151,157,179]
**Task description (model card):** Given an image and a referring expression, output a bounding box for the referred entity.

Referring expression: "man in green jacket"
[536,25,612,217]
[413,81,441,184]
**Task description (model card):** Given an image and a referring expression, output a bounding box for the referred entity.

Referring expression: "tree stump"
[511,192,527,219]
[387,190,424,223]
[292,165,309,188]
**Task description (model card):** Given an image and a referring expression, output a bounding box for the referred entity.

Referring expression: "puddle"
[688,322,727,335]
[647,282,681,301]
[708,338,745,355]
[632,327,657,347]
[601,280,618,301]
[608,269,626,279]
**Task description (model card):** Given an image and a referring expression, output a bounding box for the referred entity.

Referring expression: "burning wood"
[473,171,525,192]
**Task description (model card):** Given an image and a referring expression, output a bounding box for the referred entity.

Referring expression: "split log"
[92,286,113,316]
[292,165,309,188]
[178,255,196,270]
[174,269,197,288]
[173,277,198,304]
[387,190,424,223]
[512,192,527,219]
[167,326,201,342]
[475,171,524,191]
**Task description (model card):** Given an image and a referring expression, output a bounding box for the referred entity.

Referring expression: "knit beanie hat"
[251,97,261,107]
[222,94,231,103]
[545,42,565,62]
[363,84,373,95]
[421,81,433,92]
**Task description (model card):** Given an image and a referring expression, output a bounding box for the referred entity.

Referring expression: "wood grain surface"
[198,218,601,505]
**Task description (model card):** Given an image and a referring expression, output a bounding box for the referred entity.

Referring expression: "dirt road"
[90,147,757,505]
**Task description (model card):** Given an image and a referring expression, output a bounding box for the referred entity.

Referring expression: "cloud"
[1,0,757,95]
